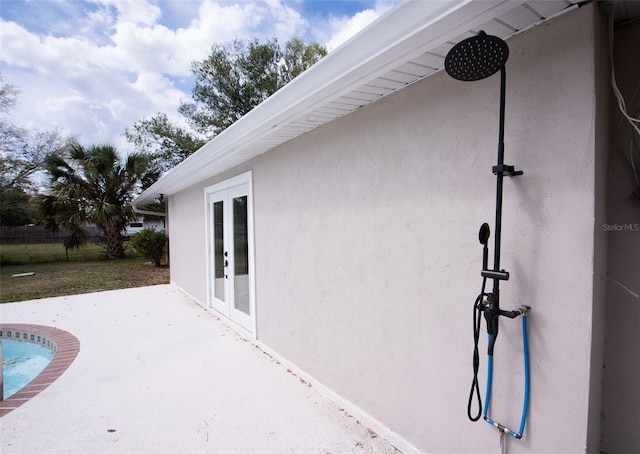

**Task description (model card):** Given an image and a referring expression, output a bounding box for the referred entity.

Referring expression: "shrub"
[130,228,167,266]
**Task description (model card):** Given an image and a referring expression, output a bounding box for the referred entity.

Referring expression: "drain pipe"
[132,194,166,218]
[132,205,166,218]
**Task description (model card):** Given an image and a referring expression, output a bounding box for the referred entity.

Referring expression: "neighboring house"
[134,1,639,452]
[123,219,165,239]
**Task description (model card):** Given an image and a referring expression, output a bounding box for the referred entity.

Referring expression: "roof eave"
[134,0,552,206]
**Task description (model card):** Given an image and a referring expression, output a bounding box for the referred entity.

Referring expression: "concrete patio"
[0,285,399,453]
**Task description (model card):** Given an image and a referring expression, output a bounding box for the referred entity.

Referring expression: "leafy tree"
[0,186,33,226]
[1,128,72,226]
[1,129,70,188]
[0,75,18,113]
[0,74,72,225]
[126,37,326,171]
[37,143,160,260]
[179,37,327,136]
[124,113,205,173]
[280,38,327,84]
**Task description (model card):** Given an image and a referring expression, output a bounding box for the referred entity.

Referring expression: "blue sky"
[1,0,399,154]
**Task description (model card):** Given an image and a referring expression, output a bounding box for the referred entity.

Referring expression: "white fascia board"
[134,0,523,207]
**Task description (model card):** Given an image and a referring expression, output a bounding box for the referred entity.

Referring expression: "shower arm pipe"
[491,65,523,278]
[483,66,524,357]
[493,66,507,286]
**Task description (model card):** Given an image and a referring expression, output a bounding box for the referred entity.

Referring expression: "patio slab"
[0,284,399,453]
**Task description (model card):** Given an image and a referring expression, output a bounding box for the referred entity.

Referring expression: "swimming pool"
[0,324,80,416]
[2,339,53,399]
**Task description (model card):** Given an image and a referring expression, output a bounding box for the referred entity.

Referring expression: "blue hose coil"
[519,314,530,436]
[483,315,530,439]
[483,339,494,418]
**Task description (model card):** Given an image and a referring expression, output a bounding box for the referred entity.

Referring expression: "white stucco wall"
[167,185,207,302]
[168,5,608,453]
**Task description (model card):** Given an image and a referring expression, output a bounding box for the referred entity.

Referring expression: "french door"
[206,173,255,334]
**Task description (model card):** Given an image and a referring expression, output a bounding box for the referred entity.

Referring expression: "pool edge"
[1,324,80,417]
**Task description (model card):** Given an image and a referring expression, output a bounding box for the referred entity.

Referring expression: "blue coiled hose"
[483,314,530,439]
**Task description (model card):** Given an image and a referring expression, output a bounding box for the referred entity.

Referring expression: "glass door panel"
[213,200,225,302]
[232,195,250,315]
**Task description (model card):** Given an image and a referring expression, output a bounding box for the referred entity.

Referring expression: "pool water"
[2,339,53,399]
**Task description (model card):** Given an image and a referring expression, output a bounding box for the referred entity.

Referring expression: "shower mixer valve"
[476,223,527,355]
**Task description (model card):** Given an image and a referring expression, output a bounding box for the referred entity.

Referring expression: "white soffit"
[135,0,580,206]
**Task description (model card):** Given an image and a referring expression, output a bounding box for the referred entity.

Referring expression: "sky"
[0,0,399,154]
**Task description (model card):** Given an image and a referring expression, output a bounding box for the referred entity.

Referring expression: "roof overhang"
[134,0,582,207]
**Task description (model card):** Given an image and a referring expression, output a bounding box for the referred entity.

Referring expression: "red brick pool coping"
[1,324,80,416]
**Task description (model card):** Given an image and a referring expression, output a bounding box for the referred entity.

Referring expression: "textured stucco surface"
[167,5,610,453]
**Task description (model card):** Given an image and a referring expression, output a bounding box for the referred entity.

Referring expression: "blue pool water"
[2,339,53,399]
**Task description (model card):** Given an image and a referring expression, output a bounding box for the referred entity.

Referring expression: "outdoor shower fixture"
[445,31,531,440]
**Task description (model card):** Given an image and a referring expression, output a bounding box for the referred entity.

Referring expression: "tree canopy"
[124,113,205,174]
[125,37,326,171]
[0,74,73,226]
[179,38,326,136]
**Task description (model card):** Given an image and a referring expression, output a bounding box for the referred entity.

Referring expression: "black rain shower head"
[444,31,509,82]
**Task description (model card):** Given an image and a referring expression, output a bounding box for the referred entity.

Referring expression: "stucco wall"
[167,184,206,302]
[168,5,605,453]
[601,17,640,454]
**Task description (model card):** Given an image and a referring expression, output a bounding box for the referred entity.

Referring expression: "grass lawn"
[1,243,107,265]
[0,243,170,303]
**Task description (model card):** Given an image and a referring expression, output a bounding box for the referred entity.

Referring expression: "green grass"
[0,243,170,303]
[0,243,110,265]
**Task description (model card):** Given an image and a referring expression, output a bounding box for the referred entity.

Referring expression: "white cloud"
[324,2,395,51]
[0,0,393,154]
[85,5,114,29]
[0,20,46,68]
[132,73,185,113]
[92,0,162,27]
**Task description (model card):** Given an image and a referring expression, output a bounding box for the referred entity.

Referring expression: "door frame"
[204,171,256,336]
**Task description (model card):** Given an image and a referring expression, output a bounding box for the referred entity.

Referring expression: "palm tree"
[38,143,159,259]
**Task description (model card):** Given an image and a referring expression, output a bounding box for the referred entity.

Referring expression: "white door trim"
[204,171,256,336]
